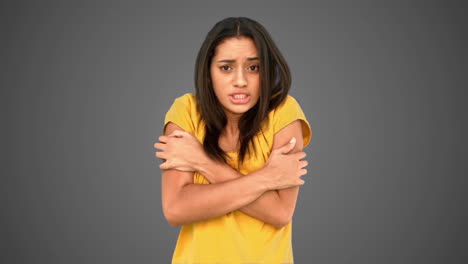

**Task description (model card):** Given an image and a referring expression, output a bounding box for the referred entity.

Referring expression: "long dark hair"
[194,17,291,164]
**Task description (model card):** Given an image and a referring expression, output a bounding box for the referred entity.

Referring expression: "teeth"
[233,94,247,99]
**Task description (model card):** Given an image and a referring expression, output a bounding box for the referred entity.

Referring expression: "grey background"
[2,0,467,263]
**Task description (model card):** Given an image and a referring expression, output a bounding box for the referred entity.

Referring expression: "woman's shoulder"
[165,93,204,137]
[169,93,200,115]
[265,94,310,140]
[271,94,303,116]
[167,93,201,118]
[173,93,197,106]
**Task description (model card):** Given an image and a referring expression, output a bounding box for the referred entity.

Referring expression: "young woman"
[154,17,312,264]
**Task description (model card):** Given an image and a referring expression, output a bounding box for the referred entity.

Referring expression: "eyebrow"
[216,57,259,63]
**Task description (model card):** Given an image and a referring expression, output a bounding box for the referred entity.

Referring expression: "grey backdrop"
[3,0,467,263]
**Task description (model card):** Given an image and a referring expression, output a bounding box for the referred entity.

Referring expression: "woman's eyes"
[219,65,260,72]
[249,65,260,71]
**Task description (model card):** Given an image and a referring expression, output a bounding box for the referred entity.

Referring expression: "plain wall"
[3,0,467,263]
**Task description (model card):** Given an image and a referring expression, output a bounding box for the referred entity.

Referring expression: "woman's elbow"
[272,218,291,229]
[164,213,181,227]
[271,209,293,229]
[162,202,184,227]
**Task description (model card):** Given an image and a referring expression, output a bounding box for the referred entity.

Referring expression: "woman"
[154,17,312,264]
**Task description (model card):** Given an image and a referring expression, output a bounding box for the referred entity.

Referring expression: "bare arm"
[162,166,270,226]
[196,120,305,228]
[159,123,306,227]
[157,121,307,228]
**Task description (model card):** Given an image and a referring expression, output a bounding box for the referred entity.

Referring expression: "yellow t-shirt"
[164,93,312,264]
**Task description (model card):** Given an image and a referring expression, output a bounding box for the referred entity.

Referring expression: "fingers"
[280,178,305,189]
[293,151,307,160]
[159,161,175,171]
[159,162,168,170]
[153,142,165,150]
[155,133,180,149]
[159,161,176,170]
[154,141,167,161]
[296,169,307,186]
[169,130,187,138]
[157,130,187,145]
[155,151,166,160]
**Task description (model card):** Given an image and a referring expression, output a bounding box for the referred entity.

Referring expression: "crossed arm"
[156,120,307,229]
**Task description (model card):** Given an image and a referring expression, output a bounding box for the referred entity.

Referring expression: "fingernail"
[289,137,296,144]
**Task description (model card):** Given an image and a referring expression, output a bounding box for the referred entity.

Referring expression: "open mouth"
[229,94,250,104]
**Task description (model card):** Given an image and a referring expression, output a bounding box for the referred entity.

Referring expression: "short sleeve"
[272,95,312,148]
[164,94,196,134]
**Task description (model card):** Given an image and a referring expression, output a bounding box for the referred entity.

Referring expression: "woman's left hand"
[154,130,206,172]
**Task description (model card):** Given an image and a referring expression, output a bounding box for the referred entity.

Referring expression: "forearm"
[164,169,269,226]
[197,158,290,228]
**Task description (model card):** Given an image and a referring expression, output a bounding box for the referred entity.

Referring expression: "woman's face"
[210,36,261,118]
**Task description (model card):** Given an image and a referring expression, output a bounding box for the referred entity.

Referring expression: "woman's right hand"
[263,137,308,190]
[155,129,207,172]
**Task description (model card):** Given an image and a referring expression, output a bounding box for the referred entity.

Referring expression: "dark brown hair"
[194,17,291,164]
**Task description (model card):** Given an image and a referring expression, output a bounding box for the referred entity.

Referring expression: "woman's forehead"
[213,36,258,60]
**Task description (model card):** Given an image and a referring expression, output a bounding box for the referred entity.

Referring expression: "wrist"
[195,154,217,183]
[250,166,273,192]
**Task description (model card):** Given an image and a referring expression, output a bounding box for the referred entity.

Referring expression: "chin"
[226,105,255,115]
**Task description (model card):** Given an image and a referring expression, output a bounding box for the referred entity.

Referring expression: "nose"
[233,68,247,88]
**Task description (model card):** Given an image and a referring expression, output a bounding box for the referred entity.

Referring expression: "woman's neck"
[224,118,239,139]
[218,117,241,153]
[224,111,241,136]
